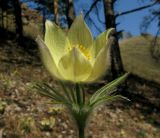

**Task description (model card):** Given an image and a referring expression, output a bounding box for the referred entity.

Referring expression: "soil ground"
[0,34,160,138]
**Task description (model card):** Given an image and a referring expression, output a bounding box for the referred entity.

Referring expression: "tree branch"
[88,15,102,33]
[95,4,105,24]
[84,0,101,19]
[115,1,158,17]
[140,14,157,33]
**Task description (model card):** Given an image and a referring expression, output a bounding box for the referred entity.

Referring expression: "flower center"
[67,44,91,60]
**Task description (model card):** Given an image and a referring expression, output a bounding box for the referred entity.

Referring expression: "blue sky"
[74,0,159,37]
[73,0,106,37]
[116,0,159,36]
[22,0,159,37]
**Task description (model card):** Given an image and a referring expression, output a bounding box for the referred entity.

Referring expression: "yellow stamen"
[67,44,91,60]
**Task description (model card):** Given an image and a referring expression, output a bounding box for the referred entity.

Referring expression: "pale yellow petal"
[36,36,63,80]
[92,31,107,58]
[45,20,69,65]
[86,42,111,82]
[68,15,93,49]
[58,48,92,82]
[91,28,115,58]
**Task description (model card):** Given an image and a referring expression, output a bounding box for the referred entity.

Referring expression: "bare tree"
[103,0,124,78]
[104,0,159,78]
[115,1,157,17]
[84,0,159,78]
[0,0,10,29]
[12,0,23,43]
[140,5,160,61]
[0,0,5,28]
[53,0,58,23]
[65,0,75,27]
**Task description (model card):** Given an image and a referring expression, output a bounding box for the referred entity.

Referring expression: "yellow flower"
[36,15,115,83]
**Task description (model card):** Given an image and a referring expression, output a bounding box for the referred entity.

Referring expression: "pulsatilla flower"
[35,16,129,138]
[36,15,115,83]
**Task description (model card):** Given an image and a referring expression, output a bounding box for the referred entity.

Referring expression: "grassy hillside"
[120,36,160,84]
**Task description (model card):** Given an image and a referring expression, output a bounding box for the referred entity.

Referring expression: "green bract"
[36,15,115,83]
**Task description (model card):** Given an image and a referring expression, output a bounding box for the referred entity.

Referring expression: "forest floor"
[0,34,160,138]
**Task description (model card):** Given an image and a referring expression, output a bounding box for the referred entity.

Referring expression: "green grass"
[120,36,160,84]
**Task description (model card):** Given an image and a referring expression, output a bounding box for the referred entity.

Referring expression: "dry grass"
[120,36,160,84]
[0,11,42,39]
[0,37,160,138]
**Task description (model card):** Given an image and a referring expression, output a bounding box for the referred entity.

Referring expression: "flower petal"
[36,36,63,80]
[68,15,93,49]
[86,40,112,82]
[45,20,69,65]
[58,48,92,82]
[91,28,115,58]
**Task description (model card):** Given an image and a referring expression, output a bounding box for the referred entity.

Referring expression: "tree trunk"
[103,0,124,78]
[65,0,74,28]
[0,0,5,28]
[53,0,59,24]
[42,8,46,36]
[1,8,4,28]
[12,0,23,43]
